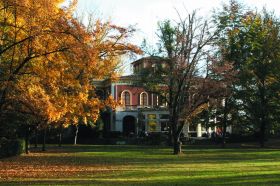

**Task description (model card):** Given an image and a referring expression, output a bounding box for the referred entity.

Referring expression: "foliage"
[0,137,25,158]
[215,0,280,146]
[0,0,141,139]
[139,11,220,154]
[142,132,168,145]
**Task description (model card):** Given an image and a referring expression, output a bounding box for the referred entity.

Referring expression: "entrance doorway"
[122,116,136,136]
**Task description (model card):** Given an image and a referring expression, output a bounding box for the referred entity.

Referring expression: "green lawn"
[1,145,280,185]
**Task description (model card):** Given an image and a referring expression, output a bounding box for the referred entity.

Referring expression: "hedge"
[0,137,25,158]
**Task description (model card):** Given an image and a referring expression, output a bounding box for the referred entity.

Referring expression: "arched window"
[140,92,148,106]
[121,91,131,106]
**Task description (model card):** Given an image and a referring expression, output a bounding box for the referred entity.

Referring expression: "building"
[94,57,232,138]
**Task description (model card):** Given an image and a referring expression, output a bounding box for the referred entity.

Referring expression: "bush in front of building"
[227,133,258,143]
[142,132,169,145]
[103,131,123,139]
[0,137,25,158]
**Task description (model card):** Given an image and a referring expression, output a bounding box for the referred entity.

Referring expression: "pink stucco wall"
[115,85,157,106]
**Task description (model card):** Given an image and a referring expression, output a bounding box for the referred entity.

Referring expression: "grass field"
[1,145,280,185]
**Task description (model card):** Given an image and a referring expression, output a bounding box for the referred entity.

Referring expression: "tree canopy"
[0,0,141,139]
[214,0,280,147]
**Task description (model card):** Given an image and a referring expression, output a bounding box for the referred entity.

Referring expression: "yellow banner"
[147,114,156,119]
[148,120,157,131]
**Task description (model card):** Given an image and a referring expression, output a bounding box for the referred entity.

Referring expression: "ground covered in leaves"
[1,145,280,185]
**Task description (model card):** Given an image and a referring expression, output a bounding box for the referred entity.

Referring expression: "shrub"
[0,137,25,158]
[202,133,210,138]
[227,133,257,143]
[143,132,168,145]
[103,131,122,138]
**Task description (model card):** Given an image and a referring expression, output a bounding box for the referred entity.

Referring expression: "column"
[197,123,202,137]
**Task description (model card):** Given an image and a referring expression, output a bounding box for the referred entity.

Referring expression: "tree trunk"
[173,136,182,154]
[170,112,183,155]
[42,128,47,151]
[168,123,173,146]
[34,127,38,148]
[58,125,62,147]
[222,98,228,148]
[0,88,7,117]
[260,118,266,148]
[74,125,79,145]
[25,126,30,154]
[259,84,267,148]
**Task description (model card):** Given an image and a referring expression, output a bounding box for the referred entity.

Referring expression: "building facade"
[94,57,231,137]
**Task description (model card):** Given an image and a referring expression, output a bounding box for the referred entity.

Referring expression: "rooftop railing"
[116,105,168,111]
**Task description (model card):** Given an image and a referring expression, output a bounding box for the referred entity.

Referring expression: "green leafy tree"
[215,0,280,147]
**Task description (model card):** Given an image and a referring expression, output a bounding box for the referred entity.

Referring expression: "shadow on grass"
[1,145,280,186]
[24,145,280,165]
[2,172,280,186]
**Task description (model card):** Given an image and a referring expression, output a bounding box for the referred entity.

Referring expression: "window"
[160,114,169,119]
[140,92,148,106]
[161,121,169,131]
[158,95,167,106]
[121,91,131,106]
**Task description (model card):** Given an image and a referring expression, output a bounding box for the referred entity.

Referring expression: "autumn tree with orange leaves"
[0,0,141,153]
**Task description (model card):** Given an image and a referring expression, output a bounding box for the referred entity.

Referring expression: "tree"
[140,11,218,154]
[215,0,280,147]
[0,0,76,152]
[209,58,236,147]
[0,0,141,152]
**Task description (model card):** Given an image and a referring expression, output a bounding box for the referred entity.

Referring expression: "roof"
[131,56,163,65]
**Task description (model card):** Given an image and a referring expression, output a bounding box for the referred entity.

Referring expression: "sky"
[70,0,280,73]
[74,0,280,46]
